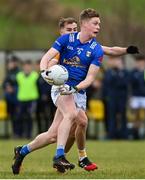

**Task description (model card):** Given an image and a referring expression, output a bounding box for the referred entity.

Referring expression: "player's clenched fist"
[60,85,78,95]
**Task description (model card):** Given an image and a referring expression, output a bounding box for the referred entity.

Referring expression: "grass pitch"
[0,140,145,179]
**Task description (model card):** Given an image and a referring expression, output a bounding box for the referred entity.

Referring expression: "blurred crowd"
[2,57,56,139]
[2,54,145,140]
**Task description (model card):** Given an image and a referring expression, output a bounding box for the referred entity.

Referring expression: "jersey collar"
[77,32,92,44]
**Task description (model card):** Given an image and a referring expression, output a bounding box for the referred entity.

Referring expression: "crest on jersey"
[86,51,91,57]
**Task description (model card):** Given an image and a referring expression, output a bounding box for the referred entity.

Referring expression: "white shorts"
[51,85,87,111]
[130,96,145,109]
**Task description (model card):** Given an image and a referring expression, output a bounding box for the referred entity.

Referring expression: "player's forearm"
[102,46,127,56]
[76,65,100,91]
[40,48,59,71]
[40,56,49,71]
[48,59,59,68]
[76,75,95,91]
[102,45,139,56]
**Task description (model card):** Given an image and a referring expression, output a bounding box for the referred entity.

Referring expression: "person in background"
[2,56,20,138]
[15,60,39,139]
[102,56,129,139]
[129,54,145,139]
[101,58,115,135]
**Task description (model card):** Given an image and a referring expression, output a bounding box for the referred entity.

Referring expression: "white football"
[45,65,69,85]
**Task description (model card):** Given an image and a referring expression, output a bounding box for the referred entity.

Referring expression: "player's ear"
[59,28,64,35]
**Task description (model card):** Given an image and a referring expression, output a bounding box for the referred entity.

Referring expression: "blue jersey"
[52,32,104,90]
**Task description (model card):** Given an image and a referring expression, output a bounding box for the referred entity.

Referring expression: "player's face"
[7,61,16,70]
[83,17,100,38]
[60,22,78,35]
[23,64,32,74]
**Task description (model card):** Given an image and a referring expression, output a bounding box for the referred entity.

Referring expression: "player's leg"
[64,121,76,153]
[75,110,88,151]
[55,94,78,154]
[11,108,62,175]
[28,108,63,150]
[74,92,98,171]
[53,94,78,173]
[76,110,98,171]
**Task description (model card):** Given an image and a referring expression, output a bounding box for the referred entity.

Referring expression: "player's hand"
[41,69,54,85]
[60,85,78,95]
[127,46,139,54]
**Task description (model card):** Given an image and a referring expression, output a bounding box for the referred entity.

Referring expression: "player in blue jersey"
[12,14,139,174]
[42,9,138,173]
[12,8,104,172]
[42,9,103,173]
[40,9,111,172]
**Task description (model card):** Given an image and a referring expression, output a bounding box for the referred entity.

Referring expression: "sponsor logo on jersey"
[67,45,74,50]
[69,33,75,42]
[90,42,97,49]
[63,56,85,68]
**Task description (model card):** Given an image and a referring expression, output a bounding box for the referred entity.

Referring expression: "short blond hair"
[79,8,100,24]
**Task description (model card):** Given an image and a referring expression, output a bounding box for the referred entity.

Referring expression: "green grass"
[0,140,145,179]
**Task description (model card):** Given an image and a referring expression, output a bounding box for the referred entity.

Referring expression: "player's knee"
[48,136,57,143]
[49,137,57,143]
[77,117,88,128]
[65,111,78,121]
[46,132,57,143]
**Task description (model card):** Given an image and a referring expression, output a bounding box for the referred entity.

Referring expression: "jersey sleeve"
[91,44,104,67]
[52,34,69,53]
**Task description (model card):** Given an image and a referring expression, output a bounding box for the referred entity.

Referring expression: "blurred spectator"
[102,59,115,135]
[35,60,56,133]
[87,68,104,103]
[102,57,129,139]
[2,56,20,138]
[129,54,145,139]
[15,60,39,139]
[86,70,104,139]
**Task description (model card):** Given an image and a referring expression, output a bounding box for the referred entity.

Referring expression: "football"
[45,65,69,85]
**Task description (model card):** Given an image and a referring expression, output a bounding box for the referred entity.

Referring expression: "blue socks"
[55,145,65,158]
[20,145,31,156]
[20,144,65,158]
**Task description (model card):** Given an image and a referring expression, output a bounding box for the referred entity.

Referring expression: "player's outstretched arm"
[102,45,139,56]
